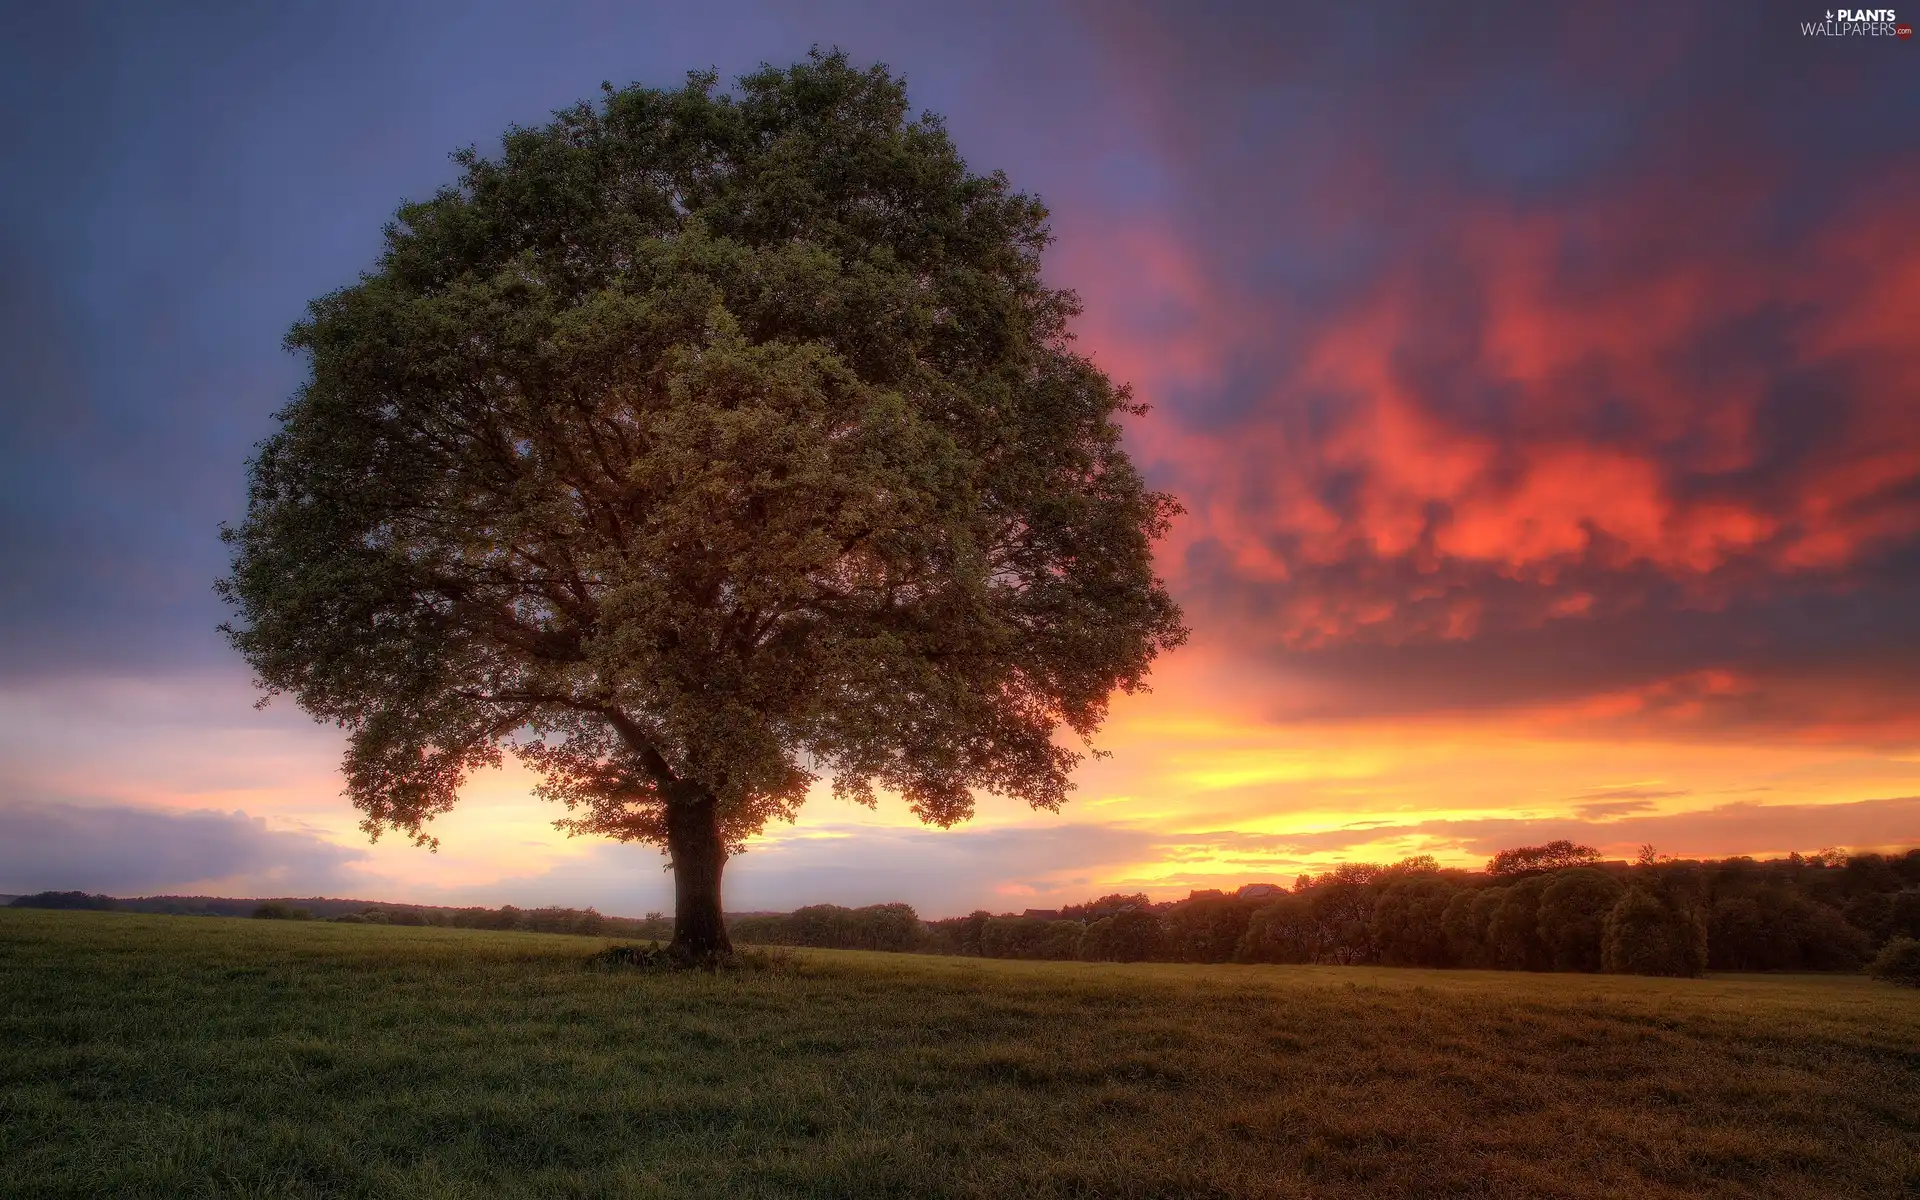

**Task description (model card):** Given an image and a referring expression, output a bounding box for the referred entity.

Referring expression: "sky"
[2,2,1918,917]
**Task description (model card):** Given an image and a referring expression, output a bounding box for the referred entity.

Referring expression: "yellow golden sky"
[5,643,1913,918]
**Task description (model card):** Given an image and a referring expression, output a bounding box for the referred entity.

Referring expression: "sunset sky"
[3,3,1918,917]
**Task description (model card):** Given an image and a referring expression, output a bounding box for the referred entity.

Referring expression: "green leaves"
[220,49,1185,854]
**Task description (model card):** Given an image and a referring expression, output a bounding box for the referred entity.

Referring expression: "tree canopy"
[218,51,1186,957]
[1487,840,1601,880]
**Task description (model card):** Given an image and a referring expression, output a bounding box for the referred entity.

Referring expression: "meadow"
[2,909,1916,1199]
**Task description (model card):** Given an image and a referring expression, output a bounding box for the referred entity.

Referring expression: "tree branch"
[594,706,683,790]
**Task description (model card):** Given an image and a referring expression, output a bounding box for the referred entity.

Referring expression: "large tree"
[218,52,1186,961]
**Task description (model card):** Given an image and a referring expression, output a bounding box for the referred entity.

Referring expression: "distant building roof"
[1236,883,1283,898]
[1021,908,1062,921]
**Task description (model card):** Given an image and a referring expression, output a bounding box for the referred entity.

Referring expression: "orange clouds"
[1260,202,1898,588]
[1064,168,1920,672]
[1030,10,1920,817]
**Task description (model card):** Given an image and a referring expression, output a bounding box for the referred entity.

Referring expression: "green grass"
[2,910,1916,1198]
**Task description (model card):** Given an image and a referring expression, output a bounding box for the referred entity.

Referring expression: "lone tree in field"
[218,52,1186,961]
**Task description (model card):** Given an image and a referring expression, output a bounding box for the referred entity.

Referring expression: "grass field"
[2,910,1917,1198]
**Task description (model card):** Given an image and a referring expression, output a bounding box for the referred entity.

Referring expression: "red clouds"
[1045,6,1920,741]
[1120,191,1920,643]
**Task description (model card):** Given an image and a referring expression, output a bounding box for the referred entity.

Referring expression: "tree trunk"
[665,787,732,963]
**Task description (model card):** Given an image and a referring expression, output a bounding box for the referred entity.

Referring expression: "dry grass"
[2,909,1916,1198]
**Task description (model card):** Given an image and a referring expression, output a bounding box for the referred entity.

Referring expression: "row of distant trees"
[7,892,675,940]
[727,843,1920,978]
[321,904,672,938]
[729,903,927,952]
[15,842,1918,979]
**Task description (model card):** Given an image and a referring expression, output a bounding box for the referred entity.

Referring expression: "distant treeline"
[14,842,1919,979]
[7,892,675,940]
[726,843,1920,979]
[729,903,927,951]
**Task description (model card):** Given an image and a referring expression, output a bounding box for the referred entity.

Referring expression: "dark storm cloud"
[0,798,367,896]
